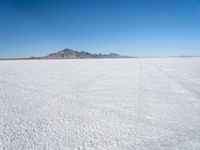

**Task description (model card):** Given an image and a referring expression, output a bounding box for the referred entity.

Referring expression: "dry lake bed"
[1,58,200,150]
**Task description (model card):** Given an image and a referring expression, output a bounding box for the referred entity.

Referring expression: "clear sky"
[0,0,200,57]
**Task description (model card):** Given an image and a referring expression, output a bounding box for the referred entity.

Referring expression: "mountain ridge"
[0,48,133,60]
[42,48,132,59]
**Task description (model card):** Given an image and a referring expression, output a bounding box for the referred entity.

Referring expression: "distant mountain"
[43,48,131,59]
[0,48,133,60]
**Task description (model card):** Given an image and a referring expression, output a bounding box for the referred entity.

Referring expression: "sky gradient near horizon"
[0,0,200,57]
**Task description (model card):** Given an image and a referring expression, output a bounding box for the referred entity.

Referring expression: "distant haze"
[0,0,200,58]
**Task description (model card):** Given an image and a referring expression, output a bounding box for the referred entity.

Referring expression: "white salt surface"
[1,58,200,150]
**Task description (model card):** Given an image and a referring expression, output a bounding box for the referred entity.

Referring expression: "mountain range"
[42,48,131,59]
[0,48,132,60]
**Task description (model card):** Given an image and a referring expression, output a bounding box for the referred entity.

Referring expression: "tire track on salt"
[150,62,200,99]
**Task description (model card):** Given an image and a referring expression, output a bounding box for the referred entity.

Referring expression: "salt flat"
[0,58,200,150]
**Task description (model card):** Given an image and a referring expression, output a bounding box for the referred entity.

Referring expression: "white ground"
[1,58,200,150]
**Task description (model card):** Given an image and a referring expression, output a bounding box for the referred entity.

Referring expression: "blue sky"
[0,0,200,57]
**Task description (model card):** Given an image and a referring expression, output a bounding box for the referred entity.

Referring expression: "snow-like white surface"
[1,58,200,150]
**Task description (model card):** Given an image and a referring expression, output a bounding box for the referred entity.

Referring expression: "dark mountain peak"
[62,48,76,53]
